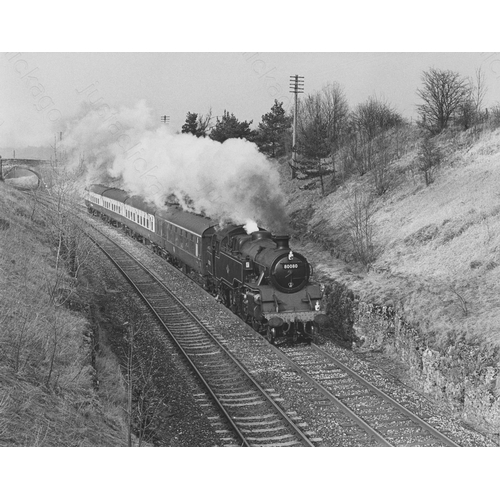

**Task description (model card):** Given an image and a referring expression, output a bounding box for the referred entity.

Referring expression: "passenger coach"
[84,184,215,275]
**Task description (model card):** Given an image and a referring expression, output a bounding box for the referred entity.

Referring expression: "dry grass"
[0,183,127,446]
[281,127,500,349]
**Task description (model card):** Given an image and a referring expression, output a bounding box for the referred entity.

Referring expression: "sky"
[2,51,500,149]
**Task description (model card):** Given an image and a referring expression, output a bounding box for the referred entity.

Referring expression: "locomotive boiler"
[204,225,327,343]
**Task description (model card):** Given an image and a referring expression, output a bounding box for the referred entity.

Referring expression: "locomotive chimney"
[273,235,290,249]
[251,230,272,241]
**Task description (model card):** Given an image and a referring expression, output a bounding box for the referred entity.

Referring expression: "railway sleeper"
[236,419,282,428]
[244,427,288,434]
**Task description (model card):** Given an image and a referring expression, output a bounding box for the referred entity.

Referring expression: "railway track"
[77,202,461,447]
[87,228,315,447]
[278,343,459,447]
[29,191,463,446]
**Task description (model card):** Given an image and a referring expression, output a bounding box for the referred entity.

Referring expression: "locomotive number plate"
[283,263,299,269]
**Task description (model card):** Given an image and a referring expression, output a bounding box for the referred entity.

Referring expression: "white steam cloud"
[62,101,289,233]
[243,220,260,234]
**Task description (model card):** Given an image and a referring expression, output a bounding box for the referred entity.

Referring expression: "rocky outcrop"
[354,301,500,440]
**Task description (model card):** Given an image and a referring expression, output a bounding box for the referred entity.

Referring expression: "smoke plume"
[61,101,289,233]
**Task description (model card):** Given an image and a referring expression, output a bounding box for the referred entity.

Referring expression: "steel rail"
[28,192,252,446]
[268,344,394,446]
[87,231,315,447]
[90,234,251,445]
[311,343,460,447]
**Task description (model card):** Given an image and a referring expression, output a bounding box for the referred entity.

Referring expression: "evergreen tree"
[181,111,212,137]
[209,110,255,143]
[255,100,292,157]
[181,112,199,135]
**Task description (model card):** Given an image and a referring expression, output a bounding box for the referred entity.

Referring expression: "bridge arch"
[2,165,42,190]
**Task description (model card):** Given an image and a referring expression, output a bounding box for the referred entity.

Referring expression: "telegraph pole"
[289,75,304,179]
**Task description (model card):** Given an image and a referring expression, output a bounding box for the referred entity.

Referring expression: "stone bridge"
[0,158,52,188]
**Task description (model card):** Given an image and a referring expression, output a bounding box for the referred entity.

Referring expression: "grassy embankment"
[283,126,500,353]
[0,182,127,446]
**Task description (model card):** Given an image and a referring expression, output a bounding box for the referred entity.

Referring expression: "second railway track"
[278,344,459,447]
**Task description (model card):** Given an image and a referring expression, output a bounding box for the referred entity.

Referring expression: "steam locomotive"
[84,184,327,344]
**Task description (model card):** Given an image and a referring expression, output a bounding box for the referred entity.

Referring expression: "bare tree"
[372,132,394,196]
[297,93,330,196]
[297,83,349,195]
[343,188,376,265]
[133,350,168,447]
[120,308,145,447]
[39,139,93,305]
[350,96,403,177]
[417,134,442,186]
[322,83,350,170]
[457,68,488,131]
[197,108,213,136]
[122,309,167,447]
[473,68,488,118]
[417,68,471,134]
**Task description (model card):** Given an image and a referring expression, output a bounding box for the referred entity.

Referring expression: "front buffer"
[244,283,328,344]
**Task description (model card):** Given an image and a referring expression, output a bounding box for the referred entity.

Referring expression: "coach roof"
[88,184,113,196]
[126,195,158,214]
[88,184,129,203]
[156,206,215,236]
[102,188,129,204]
